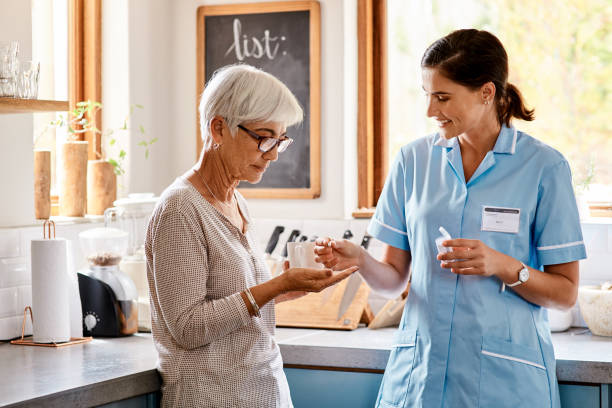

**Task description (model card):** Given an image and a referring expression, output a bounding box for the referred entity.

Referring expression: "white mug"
[287,241,322,269]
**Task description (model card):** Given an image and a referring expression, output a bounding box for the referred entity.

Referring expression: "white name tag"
[481,206,520,234]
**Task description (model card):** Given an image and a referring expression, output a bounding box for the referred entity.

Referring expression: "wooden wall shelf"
[0,98,69,114]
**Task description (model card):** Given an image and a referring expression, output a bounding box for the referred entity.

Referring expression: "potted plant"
[52,103,90,217]
[43,101,156,216]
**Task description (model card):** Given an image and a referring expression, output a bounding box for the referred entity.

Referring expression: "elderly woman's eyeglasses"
[238,125,293,153]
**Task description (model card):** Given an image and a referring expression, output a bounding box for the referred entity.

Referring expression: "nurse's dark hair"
[421,29,534,126]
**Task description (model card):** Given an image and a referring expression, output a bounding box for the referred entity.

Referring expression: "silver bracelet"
[244,288,261,318]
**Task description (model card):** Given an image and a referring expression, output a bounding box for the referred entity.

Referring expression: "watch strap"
[501,262,528,292]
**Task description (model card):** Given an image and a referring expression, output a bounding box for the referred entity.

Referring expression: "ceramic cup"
[287,241,322,269]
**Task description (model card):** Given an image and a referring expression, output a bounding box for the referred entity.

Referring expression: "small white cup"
[287,241,322,269]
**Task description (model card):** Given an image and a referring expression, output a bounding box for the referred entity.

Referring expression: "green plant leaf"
[135,104,143,109]
[109,138,116,146]
[119,150,126,159]
[138,141,147,147]
[145,149,149,159]
[150,137,158,144]
[139,125,145,134]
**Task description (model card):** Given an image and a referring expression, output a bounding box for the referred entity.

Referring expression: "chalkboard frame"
[196,1,321,199]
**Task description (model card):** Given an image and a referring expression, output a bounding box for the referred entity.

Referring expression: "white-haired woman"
[145,64,357,407]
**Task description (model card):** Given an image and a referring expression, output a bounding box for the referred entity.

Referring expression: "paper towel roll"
[31,239,70,343]
[66,240,83,338]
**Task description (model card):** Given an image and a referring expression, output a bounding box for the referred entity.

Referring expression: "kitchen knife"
[264,226,284,276]
[336,232,370,320]
[265,226,285,255]
[342,229,354,241]
[360,234,372,250]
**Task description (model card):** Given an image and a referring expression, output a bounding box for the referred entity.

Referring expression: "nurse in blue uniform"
[315,29,586,408]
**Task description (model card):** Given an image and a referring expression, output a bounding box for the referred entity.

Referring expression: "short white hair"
[199,64,303,149]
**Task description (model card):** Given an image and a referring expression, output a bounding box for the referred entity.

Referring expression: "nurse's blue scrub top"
[368,125,586,408]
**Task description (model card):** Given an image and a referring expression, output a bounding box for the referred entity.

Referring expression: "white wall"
[0,0,34,227]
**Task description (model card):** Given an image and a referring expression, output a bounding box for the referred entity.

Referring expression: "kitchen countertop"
[1,328,611,407]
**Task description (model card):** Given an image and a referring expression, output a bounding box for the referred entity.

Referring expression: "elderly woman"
[145,64,357,407]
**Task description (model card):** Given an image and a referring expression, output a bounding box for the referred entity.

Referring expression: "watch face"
[519,267,529,282]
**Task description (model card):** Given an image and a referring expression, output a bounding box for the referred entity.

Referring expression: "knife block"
[275,280,372,330]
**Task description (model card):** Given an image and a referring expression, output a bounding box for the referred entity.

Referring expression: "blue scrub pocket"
[479,336,550,407]
[377,329,417,408]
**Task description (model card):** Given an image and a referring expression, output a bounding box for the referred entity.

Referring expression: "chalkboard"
[196,2,321,199]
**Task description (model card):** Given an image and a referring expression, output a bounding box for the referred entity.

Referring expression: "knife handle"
[360,234,372,250]
[265,226,284,254]
[342,229,354,240]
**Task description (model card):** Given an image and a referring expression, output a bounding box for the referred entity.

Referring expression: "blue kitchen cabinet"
[559,383,601,407]
[98,392,160,408]
[285,369,611,408]
[94,375,612,407]
[284,368,383,408]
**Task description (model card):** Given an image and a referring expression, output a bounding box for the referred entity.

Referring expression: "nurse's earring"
[483,99,489,105]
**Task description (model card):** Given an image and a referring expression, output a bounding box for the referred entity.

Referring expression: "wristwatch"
[501,262,529,292]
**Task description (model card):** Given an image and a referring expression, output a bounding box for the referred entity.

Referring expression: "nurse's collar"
[433,134,458,148]
[492,125,517,154]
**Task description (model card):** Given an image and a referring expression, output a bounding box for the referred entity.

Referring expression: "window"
[31,0,101,214]
[32,0,69,195]
[358,0,612,213]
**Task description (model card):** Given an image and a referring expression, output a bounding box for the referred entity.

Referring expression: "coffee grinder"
[77,226,138,337]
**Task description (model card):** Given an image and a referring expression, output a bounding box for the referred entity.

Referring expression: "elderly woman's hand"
[313,237,363,270]
[280,263,358,293]
[275,261,307,303]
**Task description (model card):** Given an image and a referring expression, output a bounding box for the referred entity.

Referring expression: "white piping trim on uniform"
[481,350,546,370]
[510,128,517,154]
[373,218,408,236]
[536,240,584,251]
[434,135,455,147]
[392,343,416,348]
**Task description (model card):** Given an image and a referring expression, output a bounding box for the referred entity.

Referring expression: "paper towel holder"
[43,219,55,239]
[10,306,92,348]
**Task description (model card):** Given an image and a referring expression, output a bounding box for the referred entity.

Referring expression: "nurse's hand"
[313,237,363,270]
[436,238,515,277]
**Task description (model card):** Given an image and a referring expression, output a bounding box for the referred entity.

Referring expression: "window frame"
[49,0,101,214]
[68,0,102,160]
[354,0,387,218]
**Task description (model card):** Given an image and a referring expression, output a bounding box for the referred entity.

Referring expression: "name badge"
[481,206,520,234]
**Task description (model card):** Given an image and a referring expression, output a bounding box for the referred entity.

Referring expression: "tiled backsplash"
[1,218,610,333]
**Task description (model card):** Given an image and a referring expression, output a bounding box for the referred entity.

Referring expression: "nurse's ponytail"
[498,83,535,125]
[422,29,535,126]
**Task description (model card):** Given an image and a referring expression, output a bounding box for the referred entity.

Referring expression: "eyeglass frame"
[237,124,293,153]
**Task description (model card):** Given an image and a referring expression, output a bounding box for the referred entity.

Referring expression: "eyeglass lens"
[260,137,292,153]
